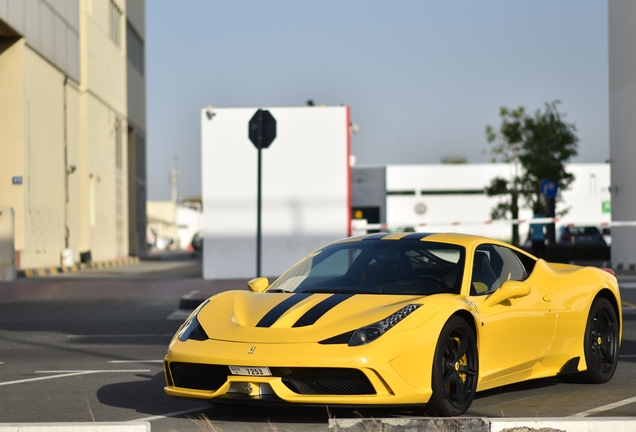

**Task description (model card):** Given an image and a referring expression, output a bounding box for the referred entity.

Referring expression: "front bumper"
[163,336,436,406]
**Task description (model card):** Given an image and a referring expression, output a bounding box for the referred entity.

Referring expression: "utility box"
[201,106,351,279]
[0,207,16,281]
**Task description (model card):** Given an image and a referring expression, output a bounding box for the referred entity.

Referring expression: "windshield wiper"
[266,289,293,293]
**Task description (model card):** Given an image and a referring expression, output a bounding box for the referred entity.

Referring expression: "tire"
[426,316,478,416]
[579,297,619,383]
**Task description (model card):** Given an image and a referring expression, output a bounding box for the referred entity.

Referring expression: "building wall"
[0,39,25,257]
[609,0,636,269]
[83,96,128,261]
[0,38,81,269]
[77,0,129,262]
[125,0,146,257]
[0,0,80,81]
[383,164,610,242]
[0,0,144,269]
[22,45,66,267]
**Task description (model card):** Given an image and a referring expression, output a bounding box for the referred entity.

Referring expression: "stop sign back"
[249,109,276,149]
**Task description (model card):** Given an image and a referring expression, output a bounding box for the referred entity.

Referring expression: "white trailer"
[201,106,350,279]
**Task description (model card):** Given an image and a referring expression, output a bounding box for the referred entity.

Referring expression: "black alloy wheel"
[580,297,619,383]
[426,316,478,416]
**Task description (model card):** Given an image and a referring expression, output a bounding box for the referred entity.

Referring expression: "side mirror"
[247,277,269,293]
[484,280,532,307]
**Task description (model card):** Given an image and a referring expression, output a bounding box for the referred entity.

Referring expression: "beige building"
[0,0,147,272]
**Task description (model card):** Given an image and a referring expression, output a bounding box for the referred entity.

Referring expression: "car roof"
[331,232,511,250]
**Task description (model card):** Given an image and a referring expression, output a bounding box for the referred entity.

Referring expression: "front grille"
[282,368,376,395]
[169,363,376,396]
[170,362,229,391]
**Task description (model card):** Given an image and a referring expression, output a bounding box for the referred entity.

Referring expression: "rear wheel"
[426,316,478,416]
[580,297,619,383]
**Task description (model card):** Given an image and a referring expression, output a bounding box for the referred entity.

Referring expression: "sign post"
[248,109,277,277]
[540,179,559,244]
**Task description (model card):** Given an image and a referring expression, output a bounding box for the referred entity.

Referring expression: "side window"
[470,244,527,295]
[513,249,536,275]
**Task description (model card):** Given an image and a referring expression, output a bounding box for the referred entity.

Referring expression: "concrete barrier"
[329,417,636,432]
[0,423,149,432]
[329,417,489,432]
[490,417,636,432]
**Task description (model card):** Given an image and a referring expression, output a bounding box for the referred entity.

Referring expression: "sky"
[146,1,609,201]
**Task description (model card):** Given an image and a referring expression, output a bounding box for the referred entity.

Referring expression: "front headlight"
[177,299,210,342]
[348,304,422,346]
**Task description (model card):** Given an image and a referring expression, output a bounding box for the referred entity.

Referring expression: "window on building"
[110,0,122,48]
[127,22,144,74]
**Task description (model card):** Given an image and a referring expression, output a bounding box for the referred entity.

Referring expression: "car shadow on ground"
[473,377,559,401]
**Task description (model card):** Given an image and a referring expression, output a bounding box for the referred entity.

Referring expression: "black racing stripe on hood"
[256,293,313,328]
[292,294,355,328]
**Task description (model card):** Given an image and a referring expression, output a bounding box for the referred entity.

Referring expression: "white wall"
[202,106,350,279]
[609,0,636,269]
[385,164,610,241]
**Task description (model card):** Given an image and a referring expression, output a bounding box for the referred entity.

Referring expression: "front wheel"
[579,297,619,383]
[426,316,478,416]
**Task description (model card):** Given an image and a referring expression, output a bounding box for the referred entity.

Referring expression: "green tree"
[484,106,526,246]
[517,101,578,214]
[485,101,579,245]
[441,154,468,164]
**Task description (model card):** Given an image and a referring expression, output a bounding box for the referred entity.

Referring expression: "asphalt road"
[0,255,635,432]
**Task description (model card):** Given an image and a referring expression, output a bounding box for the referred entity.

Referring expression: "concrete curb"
[329,417,488,431]
[328,417,636,432]
[490,417,636,432]
[0,422,149,431]
[17,257,140,278]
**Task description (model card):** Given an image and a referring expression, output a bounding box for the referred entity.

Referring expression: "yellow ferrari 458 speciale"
[163,232,621,416]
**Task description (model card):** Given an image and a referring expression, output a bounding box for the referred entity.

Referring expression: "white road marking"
[128,406,209,423]
[0,372,96,386]
[620,281,636,289]
[109,360,163,364]
[66,334,173,338]
[182,290,200,299]
[570,395,636,417]
[0,369,148,387]
[35,370,150,373]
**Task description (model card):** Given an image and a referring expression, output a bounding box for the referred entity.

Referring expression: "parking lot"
[0,255,635,432]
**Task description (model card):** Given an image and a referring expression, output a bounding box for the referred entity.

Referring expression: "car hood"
[196,290,437,343]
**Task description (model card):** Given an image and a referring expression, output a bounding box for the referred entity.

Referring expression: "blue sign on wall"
[540,179,558,199]
[12,176,23,185]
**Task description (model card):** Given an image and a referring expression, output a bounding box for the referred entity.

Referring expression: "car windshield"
[267,240,465,295]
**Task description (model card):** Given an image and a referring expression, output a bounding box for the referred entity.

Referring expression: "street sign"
[540,179,558,199]
[602,200,611,213]
[248,109,277,277]
[249,109,276,149]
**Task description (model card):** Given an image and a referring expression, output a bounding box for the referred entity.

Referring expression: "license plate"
[228,366,272,376]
